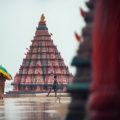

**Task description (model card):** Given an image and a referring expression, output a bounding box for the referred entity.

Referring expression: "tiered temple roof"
[7,14,73,94]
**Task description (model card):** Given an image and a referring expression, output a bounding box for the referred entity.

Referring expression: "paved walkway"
[0,94,71,120]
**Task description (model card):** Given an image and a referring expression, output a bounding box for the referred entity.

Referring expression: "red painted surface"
[88,0,120,119]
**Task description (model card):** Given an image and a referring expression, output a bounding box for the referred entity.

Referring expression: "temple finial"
[40,14,45,22]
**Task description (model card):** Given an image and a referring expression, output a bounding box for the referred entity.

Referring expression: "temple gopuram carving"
[6,14,73,94]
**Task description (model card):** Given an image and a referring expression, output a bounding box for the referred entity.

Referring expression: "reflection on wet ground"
[0,97,71,120]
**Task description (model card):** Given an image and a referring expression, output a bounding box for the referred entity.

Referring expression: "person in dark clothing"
[46,75,59,97]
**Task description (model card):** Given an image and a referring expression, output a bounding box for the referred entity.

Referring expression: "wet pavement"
[0,96,71,120]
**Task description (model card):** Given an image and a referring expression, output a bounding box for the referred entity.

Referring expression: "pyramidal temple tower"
[7,14,73,94]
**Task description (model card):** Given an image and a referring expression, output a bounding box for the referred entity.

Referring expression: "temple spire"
[7,14,73,94]
[40,14,45,22]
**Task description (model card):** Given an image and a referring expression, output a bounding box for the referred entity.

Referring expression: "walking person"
[46,75,59,97]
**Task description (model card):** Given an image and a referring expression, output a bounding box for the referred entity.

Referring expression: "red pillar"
[87,0,120,119]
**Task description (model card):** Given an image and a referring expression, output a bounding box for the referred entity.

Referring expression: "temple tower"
[65,0,94,119]
[7,14,73,94]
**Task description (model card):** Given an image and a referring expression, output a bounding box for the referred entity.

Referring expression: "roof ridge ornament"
[40,14,45,22]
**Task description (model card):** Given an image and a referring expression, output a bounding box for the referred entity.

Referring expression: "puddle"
[0,97,71,120]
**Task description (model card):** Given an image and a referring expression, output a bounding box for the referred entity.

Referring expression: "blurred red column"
[87,0,120,119]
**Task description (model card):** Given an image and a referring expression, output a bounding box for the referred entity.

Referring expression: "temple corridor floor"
[0,96,71,120]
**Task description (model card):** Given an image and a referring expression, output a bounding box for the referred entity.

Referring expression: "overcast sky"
[0,0,88,84]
